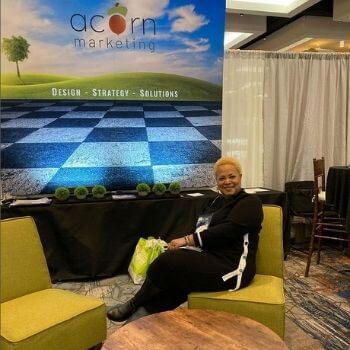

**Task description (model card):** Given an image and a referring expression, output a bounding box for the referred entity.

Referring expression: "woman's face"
[216,164,242,196]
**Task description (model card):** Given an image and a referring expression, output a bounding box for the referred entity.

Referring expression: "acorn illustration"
[108,2,128,35]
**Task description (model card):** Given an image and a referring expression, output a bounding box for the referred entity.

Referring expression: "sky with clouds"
[1,0,225,84]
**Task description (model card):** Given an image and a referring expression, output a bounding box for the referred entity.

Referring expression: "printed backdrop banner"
[1,0,226,101]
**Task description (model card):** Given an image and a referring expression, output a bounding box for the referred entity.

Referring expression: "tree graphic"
[2,36,30,78]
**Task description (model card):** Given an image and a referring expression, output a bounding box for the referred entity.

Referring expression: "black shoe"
[124,306,150,325]
[107,301,135,322]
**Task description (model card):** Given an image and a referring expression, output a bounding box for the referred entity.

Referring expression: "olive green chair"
[0,216,107,350]
[188,205,285,339]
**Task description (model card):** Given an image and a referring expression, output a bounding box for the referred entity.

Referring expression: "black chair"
[285,181,314,218]
[304,157,349,277]
[285,181,314,248]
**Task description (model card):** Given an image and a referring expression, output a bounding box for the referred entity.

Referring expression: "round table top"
[102,308,287,350]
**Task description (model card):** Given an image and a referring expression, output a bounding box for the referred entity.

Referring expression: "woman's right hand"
[168,237,186,250]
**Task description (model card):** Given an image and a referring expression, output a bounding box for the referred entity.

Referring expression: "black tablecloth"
[2,189,289,281]
[326,166,350,233]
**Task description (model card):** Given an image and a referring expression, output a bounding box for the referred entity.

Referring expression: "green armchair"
[0,216,107,350]
[188,205,285,339]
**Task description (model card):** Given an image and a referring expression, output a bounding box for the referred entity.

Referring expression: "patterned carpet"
[1,100,221,195]
[284,247,350,350]
[54,246,350,349]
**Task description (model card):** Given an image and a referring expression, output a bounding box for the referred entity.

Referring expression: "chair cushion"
[188,275,285,339]
[189,274,284,305]
[1,289,106,350]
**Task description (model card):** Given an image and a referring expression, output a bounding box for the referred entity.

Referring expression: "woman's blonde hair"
[214,156,242,175]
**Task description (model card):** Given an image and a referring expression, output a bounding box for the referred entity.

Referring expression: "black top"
[193,190,264,270]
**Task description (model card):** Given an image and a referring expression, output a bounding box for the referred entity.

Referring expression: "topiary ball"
[152,183,166,195]
[74,186,89,199]
[92,185,107,198]
[136,183,151,196]
[54,187,70,201]
[168,181,181,194]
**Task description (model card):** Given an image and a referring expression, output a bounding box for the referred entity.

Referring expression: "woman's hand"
[168,237,186,250]
[168,235,194,250]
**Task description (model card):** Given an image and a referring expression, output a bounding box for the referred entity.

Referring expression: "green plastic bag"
[128,236,167,284]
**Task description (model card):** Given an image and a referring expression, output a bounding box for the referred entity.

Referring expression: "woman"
[107,156,263,323]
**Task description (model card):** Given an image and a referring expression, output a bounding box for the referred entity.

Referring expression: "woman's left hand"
[168,237,186,250]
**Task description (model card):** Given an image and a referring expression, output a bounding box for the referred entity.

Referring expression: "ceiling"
[225,0,350,52]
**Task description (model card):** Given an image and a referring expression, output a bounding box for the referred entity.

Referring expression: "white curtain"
[222,50,350,190]
[222,50,265,187]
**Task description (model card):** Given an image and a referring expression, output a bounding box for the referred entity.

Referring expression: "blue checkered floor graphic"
[1,100,222,195]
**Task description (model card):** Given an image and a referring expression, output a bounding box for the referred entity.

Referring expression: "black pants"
[134,249,245,314]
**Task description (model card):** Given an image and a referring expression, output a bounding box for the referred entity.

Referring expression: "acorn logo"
[108,2,127,35]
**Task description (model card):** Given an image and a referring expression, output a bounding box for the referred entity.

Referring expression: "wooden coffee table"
[102,308,287,350]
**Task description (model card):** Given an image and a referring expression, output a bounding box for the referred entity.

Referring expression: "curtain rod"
[225,49,350,60]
